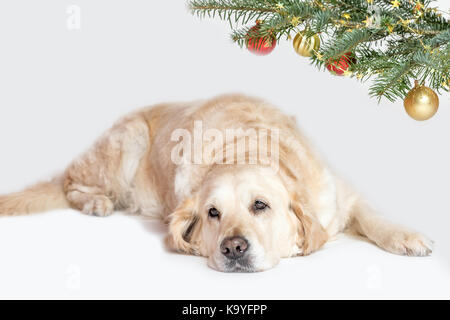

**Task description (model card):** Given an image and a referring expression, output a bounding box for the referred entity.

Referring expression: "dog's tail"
[0,176,69,216]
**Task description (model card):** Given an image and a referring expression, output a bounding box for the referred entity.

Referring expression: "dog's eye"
[208,207,220,218]
[253,200,269,211]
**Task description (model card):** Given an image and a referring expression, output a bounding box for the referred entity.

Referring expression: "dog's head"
[165,166,328,272]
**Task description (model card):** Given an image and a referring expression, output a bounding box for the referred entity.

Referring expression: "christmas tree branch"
[370,61,416,101]
[189,0,278,25]
[323,29,373,61]
[189,0,450,102]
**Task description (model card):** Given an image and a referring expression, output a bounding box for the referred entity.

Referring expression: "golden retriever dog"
[0,94,432,272]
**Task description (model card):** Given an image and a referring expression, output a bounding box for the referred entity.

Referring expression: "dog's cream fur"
[0,94,432,272]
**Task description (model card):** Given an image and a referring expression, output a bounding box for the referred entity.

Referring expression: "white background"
[0,1,449,299]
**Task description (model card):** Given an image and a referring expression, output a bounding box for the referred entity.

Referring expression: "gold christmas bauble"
[293,31,320,57]
[404,81,439,121]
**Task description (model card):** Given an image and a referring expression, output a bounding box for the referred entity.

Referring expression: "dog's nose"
[220,236,248,259]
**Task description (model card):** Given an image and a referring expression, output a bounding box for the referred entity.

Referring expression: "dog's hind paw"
[82,196,114,217]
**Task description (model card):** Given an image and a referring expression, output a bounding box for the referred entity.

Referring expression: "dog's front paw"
[378,230,433,257]
[82,196,114,217]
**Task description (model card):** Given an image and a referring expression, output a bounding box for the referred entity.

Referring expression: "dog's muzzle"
[220,236,254,272]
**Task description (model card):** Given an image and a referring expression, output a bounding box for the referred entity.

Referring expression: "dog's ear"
[165,197,202,255]
[290,196,328,255]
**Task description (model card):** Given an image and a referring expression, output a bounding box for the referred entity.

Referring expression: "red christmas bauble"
[246,24,276,56]
[326,52,356,75]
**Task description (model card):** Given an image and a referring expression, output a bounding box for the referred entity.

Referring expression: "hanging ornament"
[246,22,276,56]
[292,30,320,57]
[404,80,439,121]
[326,52,356,76]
